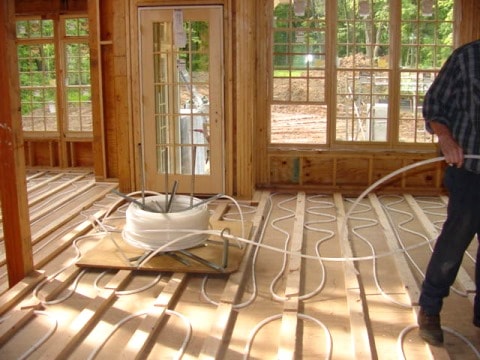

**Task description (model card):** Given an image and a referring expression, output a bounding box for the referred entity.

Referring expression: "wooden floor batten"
[0,178,479,359]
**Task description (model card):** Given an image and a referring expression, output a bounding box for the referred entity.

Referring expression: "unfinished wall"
[254,0,479,196]
[11,0,480,197]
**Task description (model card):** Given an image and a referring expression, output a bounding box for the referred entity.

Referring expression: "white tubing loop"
[107,157,480,296]
[213,155,480,262]
[87,309,192,360]
[269,194,298,301]
[380,194,468,298]
[33,233,108,305]
[18,311,58,360]
[93,270,162,296]
[133,225,433,265]
[270,194,336,302]
[242,312,332,360]
[396,325,480,360]
[218,194,247,242]
[138,157,455,270]
[341,155,480,247]
[223,155,480,262]
[123,195,210,252]
[202,193,274,309]
[346,198,412,308]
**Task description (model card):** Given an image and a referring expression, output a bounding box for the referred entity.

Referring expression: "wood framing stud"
[0,0,34,287]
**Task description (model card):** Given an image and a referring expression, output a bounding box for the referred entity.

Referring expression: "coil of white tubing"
[122,195,210,252]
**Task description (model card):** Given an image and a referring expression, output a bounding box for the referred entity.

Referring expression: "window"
[336,0,391,142]
[271,0,327,144]
[270,0,454,147]
[16,16,91,137]
[64,18,92,134]
[16,19,56,132]
[398,0,453,143]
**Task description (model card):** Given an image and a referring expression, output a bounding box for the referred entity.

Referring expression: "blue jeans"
[419,166,480,316]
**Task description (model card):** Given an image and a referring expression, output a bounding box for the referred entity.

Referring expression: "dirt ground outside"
[270,55,433,144]
[22,57,433,145]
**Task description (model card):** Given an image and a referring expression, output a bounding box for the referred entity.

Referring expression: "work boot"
[418,308,444,346]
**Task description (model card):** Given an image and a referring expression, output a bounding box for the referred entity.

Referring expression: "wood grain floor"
[0,171,479,359]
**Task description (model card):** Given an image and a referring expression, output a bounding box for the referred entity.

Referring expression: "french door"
[139,6,224,194]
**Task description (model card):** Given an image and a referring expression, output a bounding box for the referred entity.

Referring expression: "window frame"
[16,14,92,141]
[269,0,455,151]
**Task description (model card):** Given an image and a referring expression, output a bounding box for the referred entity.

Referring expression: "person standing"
[418,39,480,346]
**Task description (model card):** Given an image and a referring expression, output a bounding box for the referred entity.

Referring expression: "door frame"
[136,5,225,195]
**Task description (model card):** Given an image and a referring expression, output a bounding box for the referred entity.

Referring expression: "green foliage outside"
[180,21,209,73]
[16,18,90,116]
[274,0,454,70]
[273,1,326,70]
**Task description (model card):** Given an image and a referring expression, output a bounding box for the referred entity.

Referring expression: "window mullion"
[55,17,69,166]
[389,0,402,146]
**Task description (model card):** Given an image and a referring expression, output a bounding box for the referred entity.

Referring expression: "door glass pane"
[152,19,210,176]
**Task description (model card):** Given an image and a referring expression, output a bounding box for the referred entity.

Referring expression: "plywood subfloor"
[76,218,253,274]
[0,172,480,359]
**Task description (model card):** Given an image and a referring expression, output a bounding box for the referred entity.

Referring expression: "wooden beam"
[334,193,374,359]
[368,194,420,304]
[234,0,255,199]
[0,308,36,345]
[0,270,44,315]
[456,0,480,46]
[38,270,132,360]
[278,192,305,359]
[88,0,107,179]
[199,191,270,359]
[123,273,187,359]
[0,0,33,287]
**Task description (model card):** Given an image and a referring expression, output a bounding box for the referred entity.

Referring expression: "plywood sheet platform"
[76,219,253,274]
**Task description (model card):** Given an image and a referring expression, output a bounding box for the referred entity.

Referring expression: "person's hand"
[437,134,464,168]
[428,121,464,167]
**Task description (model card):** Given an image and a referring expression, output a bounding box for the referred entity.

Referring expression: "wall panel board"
[266,151,444,195]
